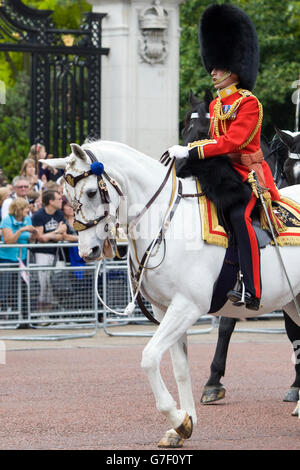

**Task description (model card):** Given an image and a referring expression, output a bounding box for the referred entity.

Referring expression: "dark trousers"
[228,192,261,299]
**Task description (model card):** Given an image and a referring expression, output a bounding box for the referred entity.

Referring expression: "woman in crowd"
[0,198,37,311]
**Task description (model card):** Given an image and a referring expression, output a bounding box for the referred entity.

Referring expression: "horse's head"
[274,128,300,185]
[181,89,213,145]
[275,128,300,159]
[40,143,122,262]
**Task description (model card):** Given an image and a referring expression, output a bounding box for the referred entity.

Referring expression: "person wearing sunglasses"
[1,176,31,220]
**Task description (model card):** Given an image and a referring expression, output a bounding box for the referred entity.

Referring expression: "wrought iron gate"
[0,0,109,156]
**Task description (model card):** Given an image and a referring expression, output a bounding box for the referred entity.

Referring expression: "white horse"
[42,140,300,447]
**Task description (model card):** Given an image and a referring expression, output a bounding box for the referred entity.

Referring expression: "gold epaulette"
[238,89,253,98]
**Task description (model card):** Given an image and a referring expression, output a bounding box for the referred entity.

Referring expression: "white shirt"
[1,195,31,220]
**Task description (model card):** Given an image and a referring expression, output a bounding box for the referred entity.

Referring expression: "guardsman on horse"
[167,4,282,311]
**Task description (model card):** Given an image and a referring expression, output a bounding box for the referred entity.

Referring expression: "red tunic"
[187,87,281,201]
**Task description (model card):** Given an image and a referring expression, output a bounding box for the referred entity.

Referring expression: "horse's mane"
[81,138,165,171]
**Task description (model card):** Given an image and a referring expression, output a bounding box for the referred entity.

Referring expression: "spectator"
[20,158,44,192]
[61,195,83,271]
[1,176,30,220]
[0,198,37,313]
[57,175,65,195]
[61,197,90,311]
[43,181,60,193]
[0,171,10,188]
[27,143,47,183]
[61,196,78,242]
[0,187,11,222]
[31,189,72,309]
[27,190,42,214]
[28,143,61,183]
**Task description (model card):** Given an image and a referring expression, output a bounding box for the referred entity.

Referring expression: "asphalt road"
[0,319,299,451]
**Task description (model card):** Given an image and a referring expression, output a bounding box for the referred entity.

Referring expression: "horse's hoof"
[200,384,226,404]
[174,412,193,440]
[158,429,185,448]
[283,387,300,402]
[291,403,299,417]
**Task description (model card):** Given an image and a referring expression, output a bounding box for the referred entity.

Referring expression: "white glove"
[168,145,189,159]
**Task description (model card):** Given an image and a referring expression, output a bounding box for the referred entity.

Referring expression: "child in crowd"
[20,158,44,192]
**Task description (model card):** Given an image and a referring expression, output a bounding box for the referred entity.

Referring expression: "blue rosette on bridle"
[90,161,110,204]
[90,161,105,176]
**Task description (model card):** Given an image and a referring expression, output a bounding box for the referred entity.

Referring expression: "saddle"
[197,180,300,249]
[196,184,300,313]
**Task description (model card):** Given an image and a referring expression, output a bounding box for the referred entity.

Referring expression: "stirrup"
[227,272,246,306]
[235,272,246,305]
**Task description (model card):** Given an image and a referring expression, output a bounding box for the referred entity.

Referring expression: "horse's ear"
[39,158,67,170]
[274,127,294,148]
[70,143,87,162]
[189,89,200,107]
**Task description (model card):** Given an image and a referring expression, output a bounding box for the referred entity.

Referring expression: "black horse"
[179,90,300,404]
[273,128,300,187]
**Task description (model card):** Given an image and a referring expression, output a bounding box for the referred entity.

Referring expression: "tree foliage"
[23,0,92,29]
[0,72,30,179]
[179,0,300,139]
[1,0,300,180]
[0,1,92,181]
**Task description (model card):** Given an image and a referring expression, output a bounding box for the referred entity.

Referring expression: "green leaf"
[179,0,300,139]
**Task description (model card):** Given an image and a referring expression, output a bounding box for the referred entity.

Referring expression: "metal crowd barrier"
[0,241,216,339]
[0,242,99,340]
[101,257,283,337]
[234,311,285,334]
[100,248,283,337]
[101,257,216,337]
[0,242,284,340]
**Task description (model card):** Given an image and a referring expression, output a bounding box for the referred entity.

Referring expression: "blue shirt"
[0,214,32,261]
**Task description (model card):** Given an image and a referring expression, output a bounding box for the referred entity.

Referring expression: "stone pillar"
[88,0,184,159]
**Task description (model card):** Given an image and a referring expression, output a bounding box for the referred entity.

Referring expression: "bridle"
[63,147,184,323]
[182,107,210,143]
[63,148,181,264]
[63,147,205,323]
[64,149,123,233]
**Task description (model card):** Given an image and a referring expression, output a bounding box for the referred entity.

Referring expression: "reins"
[65,149,182,320]
[128,177,183,323]
[127,156,176,234]
[65,148,205,323]
[127,154,206,324]
[125,158,183,321]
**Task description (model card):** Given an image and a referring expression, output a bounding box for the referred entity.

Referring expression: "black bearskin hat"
[199,3,259,91]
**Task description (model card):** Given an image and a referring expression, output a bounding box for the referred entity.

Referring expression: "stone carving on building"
[138,0,169,65]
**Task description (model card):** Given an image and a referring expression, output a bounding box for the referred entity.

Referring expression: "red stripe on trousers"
[244,194,261,298]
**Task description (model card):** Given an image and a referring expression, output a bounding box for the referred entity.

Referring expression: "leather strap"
[129,181,183,325]
[181,191,205,198]
[129,158,176,232]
